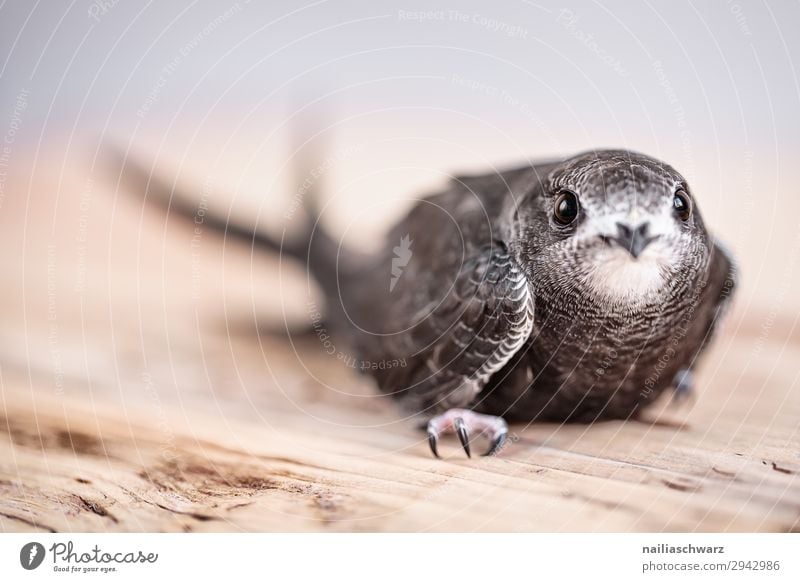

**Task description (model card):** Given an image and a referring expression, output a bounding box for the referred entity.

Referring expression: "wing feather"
[380,245,534,413]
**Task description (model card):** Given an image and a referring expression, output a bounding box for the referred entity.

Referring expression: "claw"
[428,430,440,459]
[424,409,509,459]
[671,369,694,408]
[454,417,471,458]
[484,431,507,456]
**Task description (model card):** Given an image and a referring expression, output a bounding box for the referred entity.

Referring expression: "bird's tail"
[102,141,355,323]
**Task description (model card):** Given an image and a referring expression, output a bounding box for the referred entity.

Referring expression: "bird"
[112,147,736,459]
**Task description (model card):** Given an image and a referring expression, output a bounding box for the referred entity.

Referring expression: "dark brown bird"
[114,148,736,459]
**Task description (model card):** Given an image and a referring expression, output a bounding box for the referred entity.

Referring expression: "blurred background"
[0,0,798,533]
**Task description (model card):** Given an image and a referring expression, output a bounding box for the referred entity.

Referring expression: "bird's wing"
[380,245,534,414]
[685,238,737,367]
[702,239,737,344]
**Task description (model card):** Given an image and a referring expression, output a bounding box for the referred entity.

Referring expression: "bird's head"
[510,150,711,306]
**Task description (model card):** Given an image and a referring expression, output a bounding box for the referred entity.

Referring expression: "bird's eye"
[553,190,579,225]
[673,189,692,221]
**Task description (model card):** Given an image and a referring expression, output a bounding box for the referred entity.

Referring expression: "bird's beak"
[610,222,658,259]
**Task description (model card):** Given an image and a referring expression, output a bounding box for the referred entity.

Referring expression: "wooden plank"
[1,320,798,532]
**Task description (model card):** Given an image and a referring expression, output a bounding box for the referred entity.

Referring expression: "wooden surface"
[0,150,799,533]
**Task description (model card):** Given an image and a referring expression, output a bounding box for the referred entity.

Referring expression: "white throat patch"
[583,243,672,302]
[573,204,681,303]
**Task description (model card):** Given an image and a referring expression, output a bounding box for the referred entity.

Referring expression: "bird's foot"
[670,369,695,407]
[426,409,508,459]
